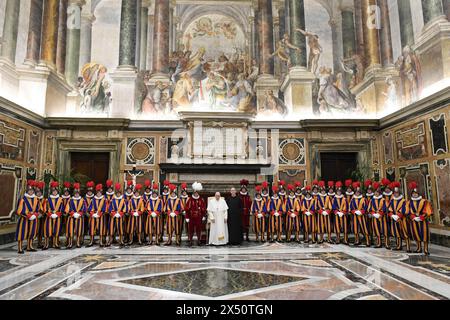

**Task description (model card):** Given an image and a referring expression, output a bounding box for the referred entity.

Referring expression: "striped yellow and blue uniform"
[109,197,127,236]
[128,196,145,235]
[88,196,107,236]
[65,197,86,237]
[408,198,432,242]
[301,196,316,234]
[268,197,285,238]
[15,195,40,241]
[251,198,266,237]
[367,196,388,237]
[44,196,63,238]
[388,197,409,239]
[316,194,332,236]
[349,196,370,237]
[332,195,348,236]
[146,197,163,238]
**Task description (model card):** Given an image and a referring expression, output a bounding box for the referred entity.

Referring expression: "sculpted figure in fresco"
[296,28,322,74]
[260,90,288,117]
[341,51,365,88]
[78,63,111,114]
[382,76,399,111]
[395,45,422,107]
[271,33,301,69]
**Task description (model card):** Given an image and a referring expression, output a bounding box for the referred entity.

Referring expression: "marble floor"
[0,239,449,300]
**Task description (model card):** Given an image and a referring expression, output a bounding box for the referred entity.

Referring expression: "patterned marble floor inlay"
[0,241,448,300]
[122,267,305,297]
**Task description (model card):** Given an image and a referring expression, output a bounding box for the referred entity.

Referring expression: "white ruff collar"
[114,195,123,200]
[373,195,383,200]
[393,195,403,200]
[144,192,152,196]
[85,193,94,198]
[411,196,422,201]
[240,191,248,196]
[181,195,189,199]
[106,191,114,196]
[192,194,200,200]
[125,192,133,197]
[37,195,43,200]
[271,196,279,200]
[288,195,296,199]
[255,197,262,201]
[169,195,178,200]
[62,195,71,199]
[72,196,81,200]
[50,194,60,199]
[162,192,169,196]
[312,192,319,196]
[133,195,141,199]
[353,194,363,199]
[95,195,104,200]
[346,191,354,196]
[383,191,393,196]
[328,192,335,196]
[262,193,269,198]
[319,193,327,197]
[366,192,374,197]
[335,194,344,199]
[295,192,302,196]
[150,195,159,200]
[25,194,35,199]
[279,191,286,196]
[305,196,312,200]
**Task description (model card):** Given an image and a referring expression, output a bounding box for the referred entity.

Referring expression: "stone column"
[444,0,450,21]
[278,5,286,39]
[287,0,306,67]
[379,0,394,67]
[354,0,365,59]
[41,0,60,67]
[341,10,356,59]
[280,0,315,115]
[139,0,149,70]
[397,0,415,47]
[152,0,170,78]
[422,0,445,25]
[65,0,84,86]
[78,12,95,71]
[147,14,154,72]
[25,0,43,65]
[361,0,381,71]
[118,0,137,68]
[249,15,258,64]
[1,0,21,62]
[329,14,344,73]
[56,0,68,74]
[257,0,274,75]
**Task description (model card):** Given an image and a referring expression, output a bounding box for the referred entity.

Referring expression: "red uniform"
[185,196,207,244]
[239,192,252,237]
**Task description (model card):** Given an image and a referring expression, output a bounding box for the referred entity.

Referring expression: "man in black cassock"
[226,188,243,245]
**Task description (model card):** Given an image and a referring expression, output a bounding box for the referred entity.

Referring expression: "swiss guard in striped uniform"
[43,181,63,250]
[87,184,107,247]
[251,185,266,242]
[180,182,189,235]
[365,179,375,242]
[165,184,182,246]
[349,182,371,247]
[107,183,127,247]
[84,181,95,240]
[142,180,152,237]
[285,184,301,243]
[15,180,40,254]
[104,180,114,236]
[160,180,171,242]
[332,181,349,245]
[302,186,316,243]
[124,180,134,243]
[295,181,303,200]
[316,181,333,244]
[408,182,433,255]
[260,181,270,240]
[146,183,163,245]
[66,183,85,248]
[239,179,252,242]
[61,182,71,243]
[35,181,46,249]
[268,185,284,242]
[388,182,410,252]
[127,184,145,245]
[367,182,389,248]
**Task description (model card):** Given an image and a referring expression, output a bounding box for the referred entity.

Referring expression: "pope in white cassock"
[207,192,229,245]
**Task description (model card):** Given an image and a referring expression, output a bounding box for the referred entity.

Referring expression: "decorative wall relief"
[395,122,427,161]
[44,134,55,166]
[168,137,187,163]
[371,136,379,166]
[0,120,26,161]
[126,138,155,166]
[382,132,394,165]
[385,167,396,182]
[279,138,306,165]
[278,169,306,186]
[77,63,112,114]
[399,163,430,200]
[0,164,21,220]
[429,114,448,156]
[27,130,40,165]
[434,159,450,227]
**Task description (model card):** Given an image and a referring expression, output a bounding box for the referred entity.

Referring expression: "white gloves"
[274,212,280,217]
[414,217,422,222]
[337,211,344,218]
[355,210,362,216]
[305,211,312,216]
[257,213,263,219]
[29,215,36,221]
[391,215,399,221]
[170,212,176,218]
[322,211,328,216]
[114,213,121,218]
[151,212,157,218]
[73,212,80,219]
[290,213,296,218]
[373,213,380,219]
[51,213,58,219]
[185,219,190,223]
[132,211,139,217]
[202,217,206,222]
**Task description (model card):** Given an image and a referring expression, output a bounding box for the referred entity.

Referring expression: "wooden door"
[320,152,357,182]
[70,152,110,184]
